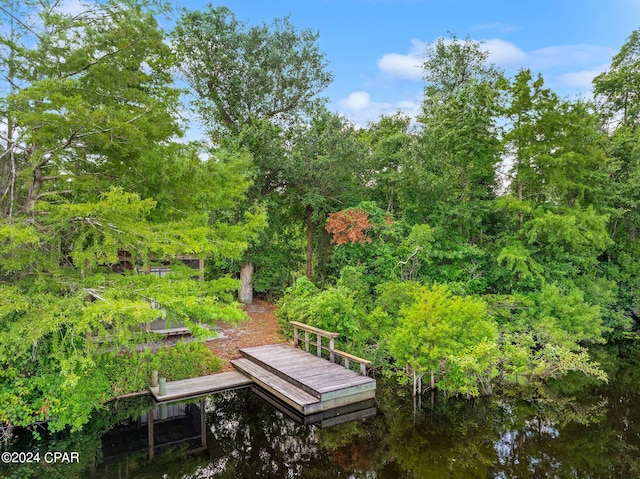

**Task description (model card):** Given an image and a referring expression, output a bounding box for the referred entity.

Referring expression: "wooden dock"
[232,344,376,414]
[149,371,252,403]
[149,344,376,415]
[149,322,376,417]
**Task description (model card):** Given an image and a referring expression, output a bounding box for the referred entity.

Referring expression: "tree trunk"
[239,261,254,304]
[518,181,523,228]
[413,369,417,396]
[24,165,44,213]
[305,204,314,279]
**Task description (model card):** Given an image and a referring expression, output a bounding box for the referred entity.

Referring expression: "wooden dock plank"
[239,344,376,399]
[231,358,320,413]
[149,371,252,402]
[149,343,376,418]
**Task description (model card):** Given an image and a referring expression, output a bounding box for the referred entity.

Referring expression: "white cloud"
[527,44,615,70]
[558,65,607,88]
[377,53,422,80]
[482,38,528,66]
[378,37,615,80]
[338,91,419,127]
[479,39,615,72]
[340,91,373,111]
[377,38,424,80]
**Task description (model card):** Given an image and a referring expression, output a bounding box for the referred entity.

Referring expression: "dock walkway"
[232,344,376,414]
[149,333,376,416]
[149,371,252,403]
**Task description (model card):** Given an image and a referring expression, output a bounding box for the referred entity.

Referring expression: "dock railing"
[290,321,371,376]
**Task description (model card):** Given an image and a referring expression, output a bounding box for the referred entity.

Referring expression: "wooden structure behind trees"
[115,252,206,335]
[116,252,204,281]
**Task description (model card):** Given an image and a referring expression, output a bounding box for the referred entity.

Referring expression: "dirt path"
[206,300,287,372]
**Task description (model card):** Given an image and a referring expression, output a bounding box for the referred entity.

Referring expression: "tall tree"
[496,70,614,334]
[0,0,181,215]
[593,28,640,329]
[172,5,332,141]
[286,110,364,278]
[403,35,505,243]
[172,5,333,293]
[593,28,640,129]
[0,0,262,434]
[504,69,608,211]
[357,113,413,213]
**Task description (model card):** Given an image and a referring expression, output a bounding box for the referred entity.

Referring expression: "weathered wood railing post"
[289,321,370,375]
[158,377,166,396]
[332,349,370,375]
[329,337,335,362]
[290,321,339,359]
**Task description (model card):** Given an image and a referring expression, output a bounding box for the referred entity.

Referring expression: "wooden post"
[316,334,322,357]
[293,326,299,347]
[151,370,158,387]
[199,400,206,447]
[159,377,166,396]
[147,410,155,460]
[360,363,367,376]
[329,337,335,362]
[304,331,310,353]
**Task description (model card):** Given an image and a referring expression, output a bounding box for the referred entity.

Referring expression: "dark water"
[2,343,639,479]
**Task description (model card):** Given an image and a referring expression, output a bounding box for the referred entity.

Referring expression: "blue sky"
[173,0,639,126]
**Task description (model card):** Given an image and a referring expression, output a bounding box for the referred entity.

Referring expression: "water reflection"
[98,400,219,463]
[1,344,638,479]
[89,387,377,478]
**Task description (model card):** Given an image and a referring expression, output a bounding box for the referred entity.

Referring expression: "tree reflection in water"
[1,345,638,479]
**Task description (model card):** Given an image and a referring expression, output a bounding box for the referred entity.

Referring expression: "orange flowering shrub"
[325,208,373,244]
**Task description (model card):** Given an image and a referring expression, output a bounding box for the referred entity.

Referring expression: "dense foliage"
[0,0,263,434]
[1,0,639,435]
[278,31,640,397]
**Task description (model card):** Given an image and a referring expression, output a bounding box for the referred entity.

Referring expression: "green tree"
[398,35,505,294]
[0,0,261,434]
[593,28,640,331]
[0,0,181,215]
[389,284,498,396]
[404,35,505,240]
[172,5,333,292]
[504,69,608,211]
[286,110,364,278]
[172,5,332,140]
[593,28,640,129]
[357,113,413,213]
